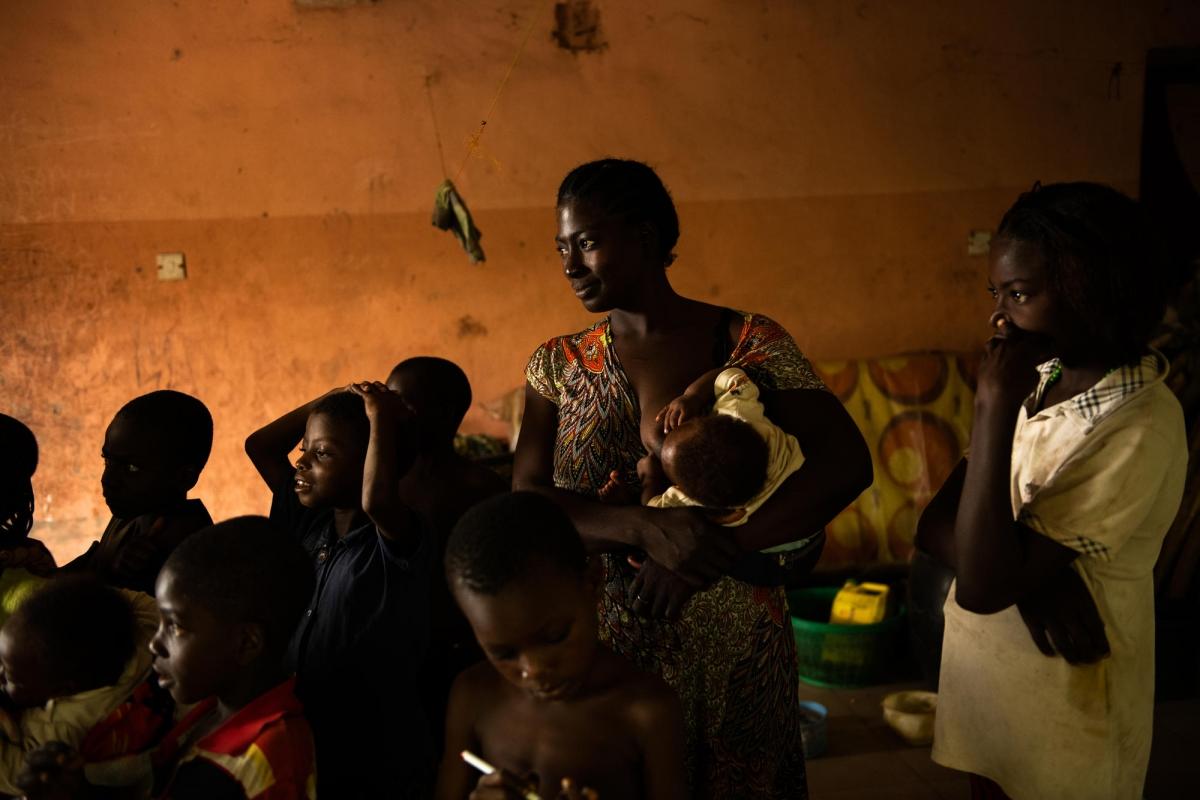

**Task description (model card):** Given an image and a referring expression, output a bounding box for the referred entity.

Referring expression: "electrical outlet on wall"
[967,231,992,256]
[156,252,186,281]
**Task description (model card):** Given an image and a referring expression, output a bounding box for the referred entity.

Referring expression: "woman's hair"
[995,182,1170,364]
[556,158,680,266]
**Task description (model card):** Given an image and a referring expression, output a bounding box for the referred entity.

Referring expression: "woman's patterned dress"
[526,311,825,799]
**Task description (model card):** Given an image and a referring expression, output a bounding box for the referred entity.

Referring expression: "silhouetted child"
[387,357,508,748]
[437,491,687,800]
[916,183,1186,799]
[246,383,432,797]
[65,391,213,595]
[0,575,160,796]
[16,516,317,800]
[0,414,56,626]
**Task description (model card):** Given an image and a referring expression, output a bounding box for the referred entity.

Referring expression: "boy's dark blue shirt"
[270,483,433,798]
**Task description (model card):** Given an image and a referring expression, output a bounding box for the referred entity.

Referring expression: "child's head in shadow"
[658,414,768,515]
[446,492,600,701]
[386,356,472,454]
[0,414,38,544]
[150,515,313,708]
[293,392,370,511]
[101,391,212,519]
[0,576,135,709]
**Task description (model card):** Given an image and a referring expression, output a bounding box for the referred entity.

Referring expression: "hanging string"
[425,73,449,179]
[451,8,540,184]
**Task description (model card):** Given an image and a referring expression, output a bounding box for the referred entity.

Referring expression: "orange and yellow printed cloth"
[813,352,981,567]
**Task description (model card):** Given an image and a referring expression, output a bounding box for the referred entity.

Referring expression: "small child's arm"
[435,672,484,800]
[348,382,419,547]
[655,367,725,434]
[244,388,344,490]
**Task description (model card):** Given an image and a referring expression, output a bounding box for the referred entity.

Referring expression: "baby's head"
[293,391,370,510]
[0,576,136,709]
[150,516,314,706]
[102,390,213,518]
[386,356,472,453]
[0,414,38,542]
[992,182,1170,365]
[446,492,598,701]
[660,414,768,510]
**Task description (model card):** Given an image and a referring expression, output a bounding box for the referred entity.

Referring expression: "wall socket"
[156,252,186,281]
[967,231,992,256]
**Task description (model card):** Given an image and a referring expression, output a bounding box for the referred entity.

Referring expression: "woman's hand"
[642,507,739,586]
[630,559,698,620]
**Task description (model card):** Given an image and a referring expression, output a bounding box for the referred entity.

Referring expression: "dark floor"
[797,680,1200,799]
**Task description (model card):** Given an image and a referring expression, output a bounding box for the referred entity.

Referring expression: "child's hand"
[349,381,413,420]
[975,330,1050,412]
[655,393,708,434]
[1016,566,1110,665]
[16,742,87,800]
[470,768,541,799]
[597,471,638,506]
[630,559,698,621]
[558,777,599,800]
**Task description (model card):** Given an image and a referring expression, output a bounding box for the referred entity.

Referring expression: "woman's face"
[555,200,657,313]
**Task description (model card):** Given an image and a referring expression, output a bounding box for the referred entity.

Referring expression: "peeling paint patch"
[554,0,606,53]
[457,315,488,338]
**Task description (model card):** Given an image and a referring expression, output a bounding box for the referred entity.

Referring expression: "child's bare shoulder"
[602,651,682,730]
[453,659,505,698]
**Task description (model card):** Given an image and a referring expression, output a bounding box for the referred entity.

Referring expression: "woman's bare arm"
[513,385,738,585]
[733,388,873,553]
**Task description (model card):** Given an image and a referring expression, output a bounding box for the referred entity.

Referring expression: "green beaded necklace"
[1044,361,1118,389]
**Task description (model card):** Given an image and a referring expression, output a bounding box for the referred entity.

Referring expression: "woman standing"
[514,159,872,798]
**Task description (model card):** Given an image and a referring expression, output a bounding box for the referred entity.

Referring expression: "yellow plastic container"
[829,580,890,625]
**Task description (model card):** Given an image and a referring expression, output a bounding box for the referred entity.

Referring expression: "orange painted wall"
[3,0,1198,561]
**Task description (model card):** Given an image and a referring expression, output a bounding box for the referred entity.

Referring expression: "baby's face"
[0,622,61,709]
[454,560,600,702]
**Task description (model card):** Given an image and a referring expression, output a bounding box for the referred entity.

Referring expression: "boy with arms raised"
[67,391,214,595]
[437,491,687,800]
[245,382,432,797]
